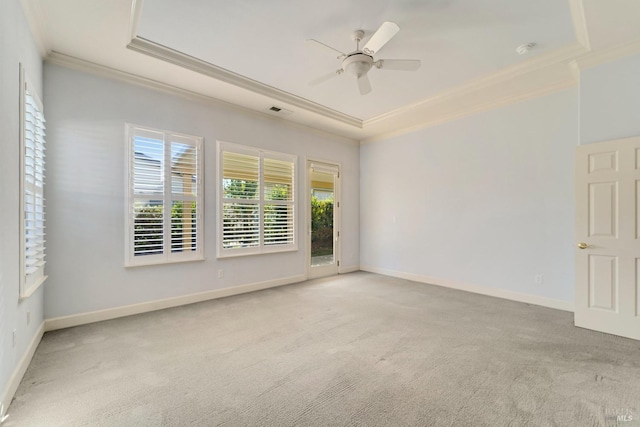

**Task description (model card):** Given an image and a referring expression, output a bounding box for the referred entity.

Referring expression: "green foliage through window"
[134,201,197,256]
[311,196,333,257]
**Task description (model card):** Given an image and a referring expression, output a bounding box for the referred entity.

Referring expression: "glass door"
[308,161,339,278]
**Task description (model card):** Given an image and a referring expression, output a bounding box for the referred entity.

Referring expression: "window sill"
[19,275,47,301]
[216,245,298,259]
[125,255,205,268]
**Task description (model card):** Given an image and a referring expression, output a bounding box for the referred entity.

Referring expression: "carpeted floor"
[6,272,640,426]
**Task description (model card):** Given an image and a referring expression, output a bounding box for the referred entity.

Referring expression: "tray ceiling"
[22,0,640,141]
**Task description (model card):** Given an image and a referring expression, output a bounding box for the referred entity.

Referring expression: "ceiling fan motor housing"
[342,53,373,78]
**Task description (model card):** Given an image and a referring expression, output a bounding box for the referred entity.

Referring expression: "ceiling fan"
[307,22,421,95]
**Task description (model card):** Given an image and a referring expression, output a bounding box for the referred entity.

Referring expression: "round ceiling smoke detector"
[516,43,536,55]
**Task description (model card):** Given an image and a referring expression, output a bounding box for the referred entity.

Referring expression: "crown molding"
[568,0,591,50]
[360,73,577,145]
[45,51,222,103]
[568,60,581,83]
[363,42,588,129]
[122,38,587,144]
[574,38,640,70]
[48,47,580,146]
[128,0,144,42]
[127,36,362,129]
[19,0,51,56]
[45,51,359,145]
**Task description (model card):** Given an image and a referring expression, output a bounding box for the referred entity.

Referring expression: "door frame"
[306,158,341,279]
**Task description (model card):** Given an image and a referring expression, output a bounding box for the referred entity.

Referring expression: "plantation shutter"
[132,129,165,257]
[223,151,260,187]
[218,142,297,257]
[127,125,203,266]
[263,157,294,246]
[170,136,200,254]
[22,85,46,291]
[221,150,260,249]
[310,162,339,176]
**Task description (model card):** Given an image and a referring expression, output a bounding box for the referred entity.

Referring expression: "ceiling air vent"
[267,105,293,116]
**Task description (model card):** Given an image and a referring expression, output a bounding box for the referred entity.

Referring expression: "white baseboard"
[360,266,575,312]
[339,264,360,274]
[45,274,307,331]
[1,322,45,421]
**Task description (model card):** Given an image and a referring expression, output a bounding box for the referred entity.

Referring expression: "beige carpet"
[6,272,640,426]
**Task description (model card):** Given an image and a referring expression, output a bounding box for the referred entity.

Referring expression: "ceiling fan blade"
[377,59,421,71]
[362,21,400,55]
[309,69,343,86]
[306,39,346,59]
[357,74,372,95]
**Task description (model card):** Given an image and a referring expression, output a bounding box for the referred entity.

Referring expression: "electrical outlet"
[535,274,544,285]
[218,269,224,278]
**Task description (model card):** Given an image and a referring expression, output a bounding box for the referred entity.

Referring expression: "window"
[125,125,203,266]
[218,141,296,257]
[20,66,47,297]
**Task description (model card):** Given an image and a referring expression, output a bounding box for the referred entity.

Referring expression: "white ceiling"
[136,0,575,120]
[23,0,640,141]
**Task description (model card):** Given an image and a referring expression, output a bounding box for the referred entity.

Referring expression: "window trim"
[217,141,298,258]
[124,124,204,267]
[19,64,47,299]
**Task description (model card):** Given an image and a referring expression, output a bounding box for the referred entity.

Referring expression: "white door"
[308,161,340,279]
[575,136,640,340]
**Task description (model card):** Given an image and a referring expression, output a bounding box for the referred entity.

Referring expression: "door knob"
[577,242,589,249]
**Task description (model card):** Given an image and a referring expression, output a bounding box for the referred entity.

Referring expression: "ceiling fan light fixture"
[307,21,419,94]
[342,53,373,78]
